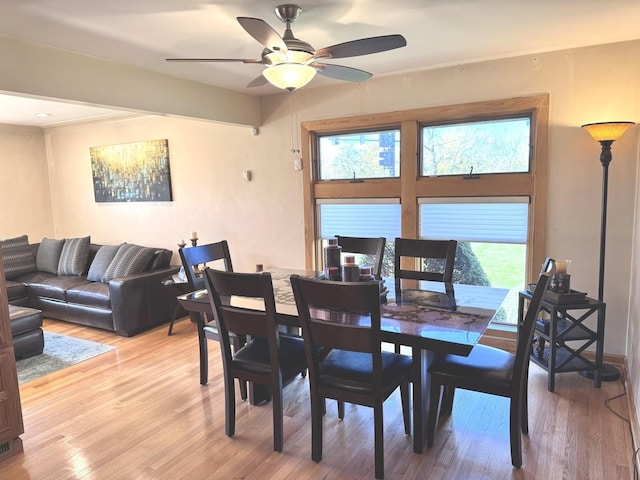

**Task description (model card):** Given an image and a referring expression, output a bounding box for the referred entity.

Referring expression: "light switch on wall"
[293,158,302,171]
[242,170,252,181]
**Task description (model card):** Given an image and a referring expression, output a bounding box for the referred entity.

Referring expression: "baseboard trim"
[481,330,626,367]
[623,361,640,473]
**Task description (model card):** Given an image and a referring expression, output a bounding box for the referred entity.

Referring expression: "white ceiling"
[2,0,640,126]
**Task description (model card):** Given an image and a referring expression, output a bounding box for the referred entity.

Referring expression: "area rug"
[16,331,116,385]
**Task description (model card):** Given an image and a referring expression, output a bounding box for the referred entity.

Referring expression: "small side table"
[518,290,605,392]
[161,277,193,335]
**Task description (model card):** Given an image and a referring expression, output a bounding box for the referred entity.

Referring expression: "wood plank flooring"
[0,316,635,479]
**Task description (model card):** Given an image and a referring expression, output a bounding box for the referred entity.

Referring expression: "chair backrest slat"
[204,269,278,362]
[291,276,382,356]
[336,236,386,279]
[394,237,457,293]
[179,241,233,290]
[308,318,375,353]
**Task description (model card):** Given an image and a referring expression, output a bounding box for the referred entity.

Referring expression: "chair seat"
[232,334,306,380]
[429,344,515,390]
[319,349,412,394]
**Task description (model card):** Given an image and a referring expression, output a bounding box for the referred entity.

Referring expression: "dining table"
[177,267,508,453]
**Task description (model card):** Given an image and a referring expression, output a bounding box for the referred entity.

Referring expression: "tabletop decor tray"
[543,289,588,304]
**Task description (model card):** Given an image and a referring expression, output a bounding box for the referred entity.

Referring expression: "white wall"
[628,121,640,422]
[43,114,307,272]
[0,124,54,240]
[33,40,640,364]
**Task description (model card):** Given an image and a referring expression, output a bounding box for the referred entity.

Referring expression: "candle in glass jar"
[556,261,566,274]
[191,231,198,240]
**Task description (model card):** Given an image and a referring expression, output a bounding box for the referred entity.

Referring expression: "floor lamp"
[581,121,635,381]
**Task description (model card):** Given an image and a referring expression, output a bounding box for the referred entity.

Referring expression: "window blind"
[419,197,529,244]
[319,201,401,240]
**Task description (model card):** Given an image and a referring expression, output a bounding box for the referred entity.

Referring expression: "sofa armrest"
[108,265,180,337]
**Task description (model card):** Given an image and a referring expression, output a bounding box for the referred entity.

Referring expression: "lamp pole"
[597,140,613,303]
[581,121,634,382]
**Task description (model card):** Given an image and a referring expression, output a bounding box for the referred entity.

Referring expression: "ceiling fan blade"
[237,17,288,53]
[246,74,269,88]
[314,34,407,59]
[166,58,264,64]
[315,64,372,82]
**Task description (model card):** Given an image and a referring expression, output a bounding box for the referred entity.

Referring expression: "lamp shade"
[581,121,635,142]
[263,63,317,92]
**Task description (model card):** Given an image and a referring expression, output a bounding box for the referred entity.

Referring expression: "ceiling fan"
[166,4,407,92]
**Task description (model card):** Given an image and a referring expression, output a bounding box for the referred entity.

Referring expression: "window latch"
[463,166,480,180]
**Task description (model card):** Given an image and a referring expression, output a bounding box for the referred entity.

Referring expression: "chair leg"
[224,374,236,438]
[238,380,247,401]
[272,384,284,452]
[338,401,345,420]
[196,313,208,385]
[400,381,411,435]
[374,400,385,480]
[427,380,442,448]
[441,385,455,414]
[509,398,523,468]
[167,304,181,335]
[230,336,247,401]
[310,392,324,463]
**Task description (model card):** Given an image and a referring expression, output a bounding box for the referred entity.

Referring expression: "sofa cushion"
[1,235,37,280]
[66,282,111,310]
[102,244,156,282]
[148,249,171,270]
[8,305,43,337]
[27,275,89,302]
[87,245,121,282]
[36,237,65,274]
[58,236,91,276]
[6,280,27,302]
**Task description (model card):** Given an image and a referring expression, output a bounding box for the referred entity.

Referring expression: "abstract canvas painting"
[90,139,173,202]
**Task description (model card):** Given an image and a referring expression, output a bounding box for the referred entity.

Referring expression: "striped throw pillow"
[57,236,91,276]
[1,235,37,280]
[102,244,155,282]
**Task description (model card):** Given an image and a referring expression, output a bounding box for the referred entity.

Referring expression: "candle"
[556,261,566,274]
[191,231,197,240]
[343,255,356,265]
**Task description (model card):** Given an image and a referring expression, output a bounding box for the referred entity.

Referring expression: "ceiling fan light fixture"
[263,63,316,92]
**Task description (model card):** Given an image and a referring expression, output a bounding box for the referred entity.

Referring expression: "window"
[318,129,400,180]
[301,95,549,326]
[318,199,400,277]
[419,197,529,291]
[421,117,531,176]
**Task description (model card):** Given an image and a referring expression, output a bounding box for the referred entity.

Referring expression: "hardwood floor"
[1,316,635,479]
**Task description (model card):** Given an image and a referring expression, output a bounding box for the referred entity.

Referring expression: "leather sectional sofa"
[2,235,180,338]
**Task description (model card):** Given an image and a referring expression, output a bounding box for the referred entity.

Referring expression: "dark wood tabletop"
[178,269,507,355]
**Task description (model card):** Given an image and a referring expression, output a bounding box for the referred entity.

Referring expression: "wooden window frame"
[300,94,549,284]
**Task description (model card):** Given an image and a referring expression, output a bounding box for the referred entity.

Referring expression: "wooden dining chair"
[393,237,457,295]
[291,275,412,480]
[335,235,386,279]
[204,268,307,452]
[393,237,458,354]
[426,261,554,468]
[178,241,246,396]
